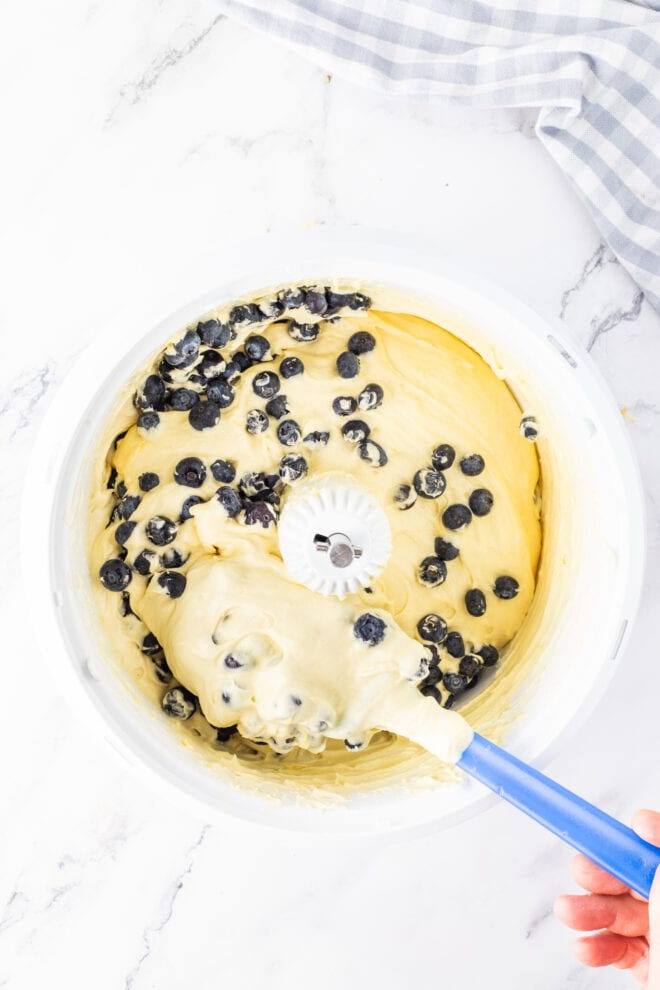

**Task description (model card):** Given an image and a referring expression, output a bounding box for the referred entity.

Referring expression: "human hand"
[554,810,660,987]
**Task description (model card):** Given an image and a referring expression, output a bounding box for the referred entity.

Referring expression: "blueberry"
[107,466,118,490]
[431,444,456,471]
[421,665,442,688]
[280,356,304,379]
[325,290,350,316]
[174,457,206,488]
[221,360,241,384]
[243,334,270,362]
[233,351,253,374]
[418,556,447,587]
[465,588,487,617]
[238,472,270,497]
[336,351,359,378]
[117,494,141,520]
[162,547,187,569]
[188,400,220,431]
[164,329,201,368]
[116,481,127,498]
[342,419,370,443]
[354,613,386,647]
[229,303,262,328]
[99,558,132,591]
[459,655,481,679]
[216,487,242,517]
[392,484,417,510]
[469,488,494,517]
[460,453,485,476]
[420,683,443,703]
[134,374,166,411]
[115,521,136,546]
[167,388,199,411]
[445,631,465,658]
[197,319,230,348]
[265,395,289,420]
[215,725,238,743]
[358,439,388,467]
[145,516,177,546]
[162,686,196,718]
[140,632,161,656]
[120,591,136,617]
[224,653,243,669]
[304,288,327,316]
[478,644,500,667]
[303,431,329,447]
[347,292,371,310]
[134,549,158,575]
[244,501,278,528]
[252,371,280,399]
[279,286,306,310]
[493,576,519,600]
[279,454,308,484]
[426,643,441,666]
[157,359,174,383]
[348,331,375,355]
[332,395,358,417]
[442,504,472,530]
[206,379,234,408]
[443,672,467,696]
[417,613,448,644]
[246,409,269,435]
[196,350,226,380]
[413,468,446,499]
[137,411,160,431]
[358,383,383,411]
[266,489,285,508]
[151,653,173,684]
[158,571,187,598]
[256,481,284,504]
[277,419,302,446]
[259,299,284,319]
[288,321,320,342]
[520,415,538,441]
[179,495,204,522]
[434,536,460,560]
[210,459,236,484]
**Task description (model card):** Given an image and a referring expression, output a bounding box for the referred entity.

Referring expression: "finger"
[647,863,660,989]
[630,953,649,985]
[573,932,648,970]
[554,893,649,936]
[632,809,660,989]
[571,853,631,895]
[632,809,660,846]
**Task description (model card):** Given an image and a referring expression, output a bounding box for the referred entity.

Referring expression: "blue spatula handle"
[457,733,660,899]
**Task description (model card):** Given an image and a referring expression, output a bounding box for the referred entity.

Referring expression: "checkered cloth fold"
[219,0,660,312]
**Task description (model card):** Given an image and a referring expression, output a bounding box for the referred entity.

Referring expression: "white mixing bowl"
[23,228,645,835]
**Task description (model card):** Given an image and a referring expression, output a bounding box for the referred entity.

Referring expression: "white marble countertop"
[2,3,659,988]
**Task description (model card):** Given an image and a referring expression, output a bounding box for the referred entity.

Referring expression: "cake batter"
[88,286,541,769]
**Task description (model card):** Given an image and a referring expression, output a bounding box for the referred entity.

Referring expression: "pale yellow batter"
[88,287,541,777]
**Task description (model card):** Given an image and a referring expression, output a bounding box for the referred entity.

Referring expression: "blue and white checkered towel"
[219,0,660,313]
